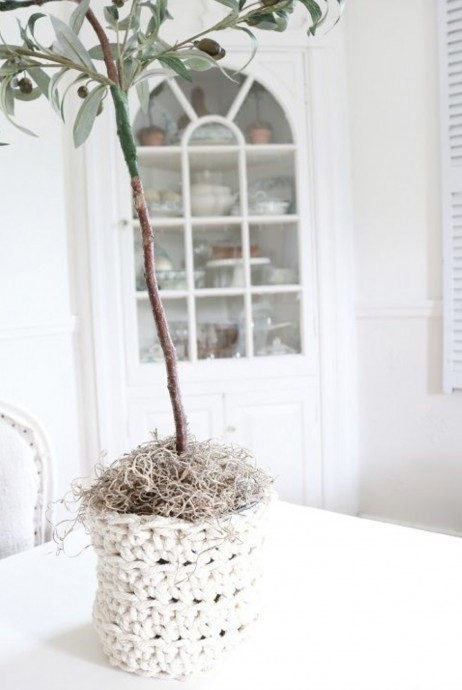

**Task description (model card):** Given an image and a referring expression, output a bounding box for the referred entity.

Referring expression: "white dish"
[206,257,270,268]
[148,201,183,217]
[248,200,290,216]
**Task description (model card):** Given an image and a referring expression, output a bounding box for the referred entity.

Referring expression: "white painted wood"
[224,383,322,506]
[306,28,359,515]
[438,0,462,391]
[2,503,462,690]
[355,301,443,320]
[127,394,225,448]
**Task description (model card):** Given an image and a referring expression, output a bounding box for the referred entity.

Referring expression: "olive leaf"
[232,26,258,72]
[12,86,41,101]
[26,66,50,99]
[158,55,192,82]
[73,84,106,147]
[135,78,150,113]
[88,43,119,61]
[51,15,95,71]
[0,75,37,136]
[48,67,68,117]
[0,61,25,76]
[104,5,119,29]
[213,0,241,29]
[60,74,87,121]
[70,0,91,36]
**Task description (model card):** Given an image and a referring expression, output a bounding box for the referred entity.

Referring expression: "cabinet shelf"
[250,285,301,295]
[136,290,188,300]
[136,143,296,172]
[190,216,242,225]
[132,218,183,228]
[247,214,299,224]
[135,286,302,299]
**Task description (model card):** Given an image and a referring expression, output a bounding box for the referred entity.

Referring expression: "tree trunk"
[110,85,188,454]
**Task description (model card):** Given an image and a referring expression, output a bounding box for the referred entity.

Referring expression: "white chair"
[0,403,54,559]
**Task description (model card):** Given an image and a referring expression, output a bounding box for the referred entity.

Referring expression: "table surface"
[1,502,462,690]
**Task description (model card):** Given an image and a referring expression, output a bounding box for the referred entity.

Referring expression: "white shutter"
[439,0,462,391]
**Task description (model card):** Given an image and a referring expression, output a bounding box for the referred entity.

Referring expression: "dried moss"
[73,435,273,523]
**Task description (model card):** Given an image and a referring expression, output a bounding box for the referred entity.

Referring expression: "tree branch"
[0,0,119,86]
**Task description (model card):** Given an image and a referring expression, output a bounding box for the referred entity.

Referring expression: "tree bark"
[110,85,188,454]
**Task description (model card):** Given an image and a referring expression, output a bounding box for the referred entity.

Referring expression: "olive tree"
[0,0,344,453]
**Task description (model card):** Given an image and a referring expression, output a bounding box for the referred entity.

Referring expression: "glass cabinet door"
[130,69,303,364]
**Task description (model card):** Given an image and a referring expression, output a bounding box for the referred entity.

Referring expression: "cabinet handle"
[226,425,236,434]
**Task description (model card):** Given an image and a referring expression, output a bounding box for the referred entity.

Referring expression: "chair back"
[0,403,54,558]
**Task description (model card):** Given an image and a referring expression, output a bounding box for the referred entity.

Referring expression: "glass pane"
[138,156,183,218]
[133,82,188,147]
[196,296,245,359]
[188,120,237,146]
[246,150,296,215]
[189,151,239,217]
[134,228,186,292]
[249,222,299,286]
[252,293,301,356]
[176,71,245,121]
[234,80,293,145]
[138,299,189,363]
[192,224,243,288]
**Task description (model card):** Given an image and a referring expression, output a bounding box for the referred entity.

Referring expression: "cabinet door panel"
[225,386,321,506]
[127,395,224,449]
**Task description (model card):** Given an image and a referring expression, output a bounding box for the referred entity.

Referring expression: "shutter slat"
[440,0,462,388]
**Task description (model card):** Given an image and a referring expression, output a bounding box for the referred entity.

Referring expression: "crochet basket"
[87,492,274,679]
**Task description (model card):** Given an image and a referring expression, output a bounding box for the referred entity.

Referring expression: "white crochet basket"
[88,492,274,679]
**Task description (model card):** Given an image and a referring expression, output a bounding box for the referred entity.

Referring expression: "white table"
[1,502,462,690]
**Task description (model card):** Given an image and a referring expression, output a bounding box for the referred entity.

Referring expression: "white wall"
[345,0,462,535]
[0,74,83,503]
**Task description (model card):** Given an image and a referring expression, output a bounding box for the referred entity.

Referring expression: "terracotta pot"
[248,123,272,145]
[138,126,165,146]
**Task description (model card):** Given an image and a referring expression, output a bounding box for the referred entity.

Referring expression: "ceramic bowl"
[191,186,235,216]
[249,199,290,216]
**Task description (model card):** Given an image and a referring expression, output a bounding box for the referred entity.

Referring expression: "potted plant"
[137,82,166,145]
[247,81,272,144]
[0,0,344,679]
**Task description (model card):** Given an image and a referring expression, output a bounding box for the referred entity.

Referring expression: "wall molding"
[355,301,442,320]
[0,316,78,340]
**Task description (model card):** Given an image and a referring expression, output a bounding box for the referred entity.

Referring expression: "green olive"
[77,85,89,99]
[196,38,226,61]
[18,77,33,95]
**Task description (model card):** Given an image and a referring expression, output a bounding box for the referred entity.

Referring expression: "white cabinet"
[113,50,321,504]
[127,394,225,443]
[126,381,320,506]
[224,384,321,506]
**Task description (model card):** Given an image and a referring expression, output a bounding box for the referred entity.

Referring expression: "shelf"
[136,286,302,299]
[191,216,242,226]
[245,145,296,166]
[136,290,188,300]
[188,149,239,171]
[250,285,302,294]
[247,214,299,224]
[206,257,270,268]
[194,288,246,298]
[132,218,184,228]
[192,215,298,224]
